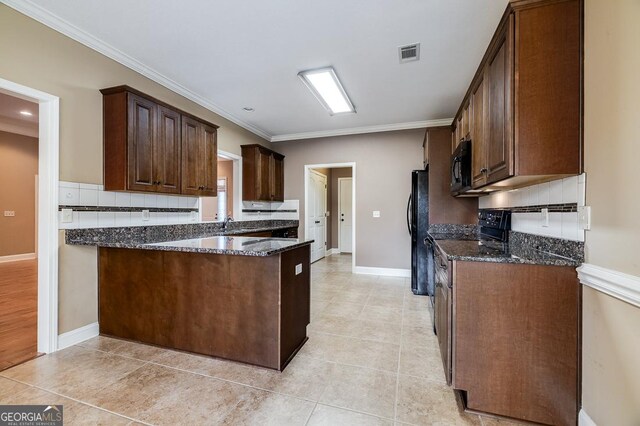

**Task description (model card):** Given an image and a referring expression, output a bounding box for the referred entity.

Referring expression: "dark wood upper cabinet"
[451,0,582,193]
[180,117,201,195]
[201,124,218,197]
[241,145,285,202]
[156,105,181,194]
[485,15,514,185]
[471,76,486,188]
[126,93,156,191]
[270,153,285,202]
[102,85,218,195]
[180,117,218,197]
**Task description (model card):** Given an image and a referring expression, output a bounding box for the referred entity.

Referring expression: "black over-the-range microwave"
[450,140,472,196]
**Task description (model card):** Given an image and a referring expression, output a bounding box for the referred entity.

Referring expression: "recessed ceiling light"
[20,110,33,116]
[298,67,355,115]
[242,107,255,112]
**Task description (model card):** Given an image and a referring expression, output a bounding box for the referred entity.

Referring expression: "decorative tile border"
[59,205,198,213]
[510,203,578,213]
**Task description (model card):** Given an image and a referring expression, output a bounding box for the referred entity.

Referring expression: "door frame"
[204,149,242,221]
[303,162,356,272]
[0,77,60,354]
[337,177,353,253]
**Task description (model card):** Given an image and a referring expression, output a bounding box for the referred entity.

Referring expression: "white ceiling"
[5,0,509,141]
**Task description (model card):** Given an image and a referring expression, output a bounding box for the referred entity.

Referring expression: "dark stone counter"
[63,220,310,256]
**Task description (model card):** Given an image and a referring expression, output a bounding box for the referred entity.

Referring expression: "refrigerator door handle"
[407,194,412,235]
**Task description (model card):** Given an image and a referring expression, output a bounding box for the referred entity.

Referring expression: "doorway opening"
[0,92,39,370]
[0,78,60,358]
[200,150,242,222]
[304,163,355,271]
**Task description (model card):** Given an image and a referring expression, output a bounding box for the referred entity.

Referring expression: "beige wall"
[330,168,353,250]
[0,131,38,256]
[0,5,268,333]
[582,0,640,424]
[277,129,423,269]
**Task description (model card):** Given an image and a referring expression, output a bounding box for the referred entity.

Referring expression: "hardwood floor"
[0,259,38,371]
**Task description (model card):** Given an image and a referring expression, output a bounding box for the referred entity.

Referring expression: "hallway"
[0,259,38,371]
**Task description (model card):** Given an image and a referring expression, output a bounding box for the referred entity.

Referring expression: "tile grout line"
[394,288,408,422]
[302,402,318,426]
[0,371,153,425]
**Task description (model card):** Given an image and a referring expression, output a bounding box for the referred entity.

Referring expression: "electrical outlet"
[541,208,549,227]
[578,206,591,230]
[295,263,302,275]
[142,209,150,221]
[3,211,15,217]
[372,211,381,218]
[190,211,198,221]
[61,208,73,223]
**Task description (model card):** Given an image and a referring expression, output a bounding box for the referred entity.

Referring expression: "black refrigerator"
[407,169,430,296]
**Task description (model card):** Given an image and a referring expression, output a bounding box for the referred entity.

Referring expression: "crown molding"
[3,1,454,144]
[1,0,272,141]
[270,119,453,142]
[577,263,640,308]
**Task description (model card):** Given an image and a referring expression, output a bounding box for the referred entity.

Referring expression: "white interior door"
[308,170,327,263]
[339,178,353,253]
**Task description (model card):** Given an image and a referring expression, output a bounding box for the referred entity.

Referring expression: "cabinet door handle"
[480,168,488,174]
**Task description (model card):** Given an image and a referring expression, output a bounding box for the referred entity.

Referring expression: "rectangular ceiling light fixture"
[298,67,356,115]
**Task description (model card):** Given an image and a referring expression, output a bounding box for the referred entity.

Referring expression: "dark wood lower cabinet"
[451,261,580,426]
[98,246,310,371]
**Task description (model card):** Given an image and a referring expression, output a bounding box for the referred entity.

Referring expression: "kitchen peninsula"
[66,220,312,371]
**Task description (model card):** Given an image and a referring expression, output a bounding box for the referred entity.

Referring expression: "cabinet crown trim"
[577,263,640,309]
[100,85,219,129]
[241,144,285,159]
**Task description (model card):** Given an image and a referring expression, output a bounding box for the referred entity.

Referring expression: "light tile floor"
[0,254,514,425]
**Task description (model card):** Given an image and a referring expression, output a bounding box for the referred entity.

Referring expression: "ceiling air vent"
[399,43,420,63]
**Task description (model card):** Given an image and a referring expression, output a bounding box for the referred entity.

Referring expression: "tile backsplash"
[479,174,586,242]
[58,181,199,229]
[240,200,299,221]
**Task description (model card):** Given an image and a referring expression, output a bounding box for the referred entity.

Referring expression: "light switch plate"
[61,208,73,223]
[295,263,302,275]
[578,206,591,230]
[541,208,549,227]
[373,211,381,218]
[3,211,15,217]
[142,209,150,221]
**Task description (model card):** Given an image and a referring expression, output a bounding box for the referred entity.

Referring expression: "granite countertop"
[433,239,581,267]
[64,220,312,256]
[146,236,311,256]
[427,224,583,267]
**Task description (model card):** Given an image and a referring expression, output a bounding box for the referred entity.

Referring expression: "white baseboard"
[57,322,99,350]
[0,253,37,263]
[325,248,340,256]
[577,263,640,308]
[579,409,597,426]
[354,266,411,278]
